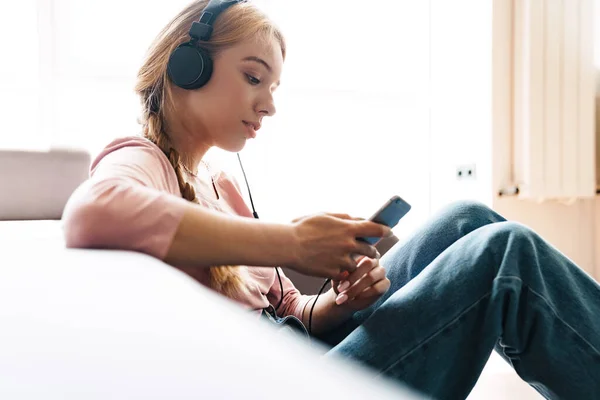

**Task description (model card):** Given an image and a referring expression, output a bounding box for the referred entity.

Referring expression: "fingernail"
[335,293,348,305]
[338,281,350,292]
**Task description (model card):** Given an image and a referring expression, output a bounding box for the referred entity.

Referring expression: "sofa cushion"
[0,148,90,220]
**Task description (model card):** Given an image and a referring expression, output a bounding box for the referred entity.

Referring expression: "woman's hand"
[331,251,390,312]
[287,213,392,280]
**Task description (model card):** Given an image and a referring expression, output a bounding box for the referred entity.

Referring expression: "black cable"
[309,278,331,336]
[237,153,259,220]
[236,152,334,333]
[237,153,283,311]
[275,267,284,311]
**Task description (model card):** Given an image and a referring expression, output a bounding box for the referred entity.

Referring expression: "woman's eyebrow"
[242,56,272,73]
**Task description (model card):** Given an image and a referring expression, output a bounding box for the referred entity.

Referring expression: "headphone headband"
[189,0,247,41]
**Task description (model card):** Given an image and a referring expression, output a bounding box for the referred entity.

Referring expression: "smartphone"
[357,195,411,245]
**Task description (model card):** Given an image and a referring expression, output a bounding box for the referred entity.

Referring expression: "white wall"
[0,0,46,149]
[1,0,496,241]
[222,0,434,240]
[289,0,499,294]
[14,0,435,241]
[429,0,494,212]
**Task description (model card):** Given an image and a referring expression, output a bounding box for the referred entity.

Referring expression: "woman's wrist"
[303,289,354,335]
[279,223,301,267]
[322,289,355,322]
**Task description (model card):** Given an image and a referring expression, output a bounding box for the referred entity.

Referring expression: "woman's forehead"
[221,35,284,78]
[224,35,282,63]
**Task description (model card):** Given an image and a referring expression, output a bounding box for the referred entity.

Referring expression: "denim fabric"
[320,201,600,400]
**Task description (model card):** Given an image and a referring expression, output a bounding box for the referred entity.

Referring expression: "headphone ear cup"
[167,43,214,90]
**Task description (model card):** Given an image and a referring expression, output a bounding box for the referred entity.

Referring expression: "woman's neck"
[165,120,211,174]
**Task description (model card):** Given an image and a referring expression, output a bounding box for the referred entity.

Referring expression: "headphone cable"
[237,153,283,311]
[237,153,330,335]
[237,153,259,220]
[309,278,331,335]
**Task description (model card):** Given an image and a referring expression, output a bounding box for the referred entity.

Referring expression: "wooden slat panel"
[525,0,546,197]
[544,0,563,197]
[513,0,526,187]
[492,0,515,194]
[577,0,597,196]
[562,0,580,196]
[512,0,596,200]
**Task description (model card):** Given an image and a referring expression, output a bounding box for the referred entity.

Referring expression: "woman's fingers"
[325,213,354,220]
[337,258,386,299]
[353,277,391,301]
[294,212,364,223]
[353,240,378,259]
[289,212,386,279]
[338,255,359,276]
[353,220,393,239]
[345,266,386,301]
[336,256,373,291]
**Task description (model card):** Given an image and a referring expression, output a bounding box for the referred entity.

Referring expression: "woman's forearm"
[63,180,300,269]
[165,203,299,268]
[64,179,388,279]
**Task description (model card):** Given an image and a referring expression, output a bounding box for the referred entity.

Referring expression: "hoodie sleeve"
[266,268,313,321]
[62,137,188,260]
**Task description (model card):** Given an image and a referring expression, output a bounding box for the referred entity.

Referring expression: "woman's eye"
[246,74,261,85]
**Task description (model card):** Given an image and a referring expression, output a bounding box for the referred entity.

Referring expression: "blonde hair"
[135,0,286,297]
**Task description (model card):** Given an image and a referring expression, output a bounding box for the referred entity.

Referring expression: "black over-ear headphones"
[167,0,247,90]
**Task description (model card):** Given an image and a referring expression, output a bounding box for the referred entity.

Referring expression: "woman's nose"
[257,93,276,117]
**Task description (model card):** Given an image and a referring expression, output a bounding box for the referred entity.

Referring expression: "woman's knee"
[476,222,541,276]
[434,200,504,230]
[448,222,539,282]
[486,221,538,246]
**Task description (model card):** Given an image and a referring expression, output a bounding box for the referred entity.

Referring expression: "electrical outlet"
[456,164,477,180]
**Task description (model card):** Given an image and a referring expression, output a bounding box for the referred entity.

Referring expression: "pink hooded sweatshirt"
[62,136,312,320]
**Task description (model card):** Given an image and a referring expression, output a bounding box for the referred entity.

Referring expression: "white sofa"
[0,149,423,399]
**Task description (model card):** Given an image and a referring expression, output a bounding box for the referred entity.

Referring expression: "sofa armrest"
[0,238,423,399]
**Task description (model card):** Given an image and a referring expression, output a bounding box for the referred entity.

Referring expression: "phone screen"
[358,196,411,245]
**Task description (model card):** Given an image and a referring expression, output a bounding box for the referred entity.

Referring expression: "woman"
[62,1,600,398]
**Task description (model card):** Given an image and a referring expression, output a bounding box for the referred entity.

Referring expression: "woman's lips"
[242,121,258,138]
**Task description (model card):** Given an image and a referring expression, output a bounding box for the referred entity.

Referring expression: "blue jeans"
[319,201,600,399]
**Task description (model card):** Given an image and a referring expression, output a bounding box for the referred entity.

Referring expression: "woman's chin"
[220,139,247,153]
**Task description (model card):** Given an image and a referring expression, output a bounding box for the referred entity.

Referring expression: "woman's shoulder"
[91,135,164,167]
[89,135,179,192]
